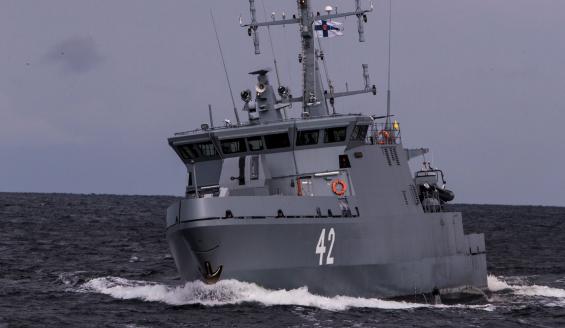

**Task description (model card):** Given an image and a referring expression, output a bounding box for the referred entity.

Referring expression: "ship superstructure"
[165,0,487,298]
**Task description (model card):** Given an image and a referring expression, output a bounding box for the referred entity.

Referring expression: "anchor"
[200,261,223,284]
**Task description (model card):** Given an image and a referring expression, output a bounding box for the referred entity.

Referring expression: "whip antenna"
[210,10,241,126]
[385,0,393,129]
[261,0,281,88]
[316,33,335,114]
[260,0,287,118]
[281,11,293,86]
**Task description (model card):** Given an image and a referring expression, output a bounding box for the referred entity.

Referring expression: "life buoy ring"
[377,130,390,145]
[331,179,347,196]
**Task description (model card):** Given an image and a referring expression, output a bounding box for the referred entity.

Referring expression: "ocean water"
[1,193,564,327]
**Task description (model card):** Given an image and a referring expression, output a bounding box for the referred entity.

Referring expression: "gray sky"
[1,0,564,206]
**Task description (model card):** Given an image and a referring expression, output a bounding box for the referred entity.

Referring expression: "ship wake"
[78,276,493,311]
[488,275,565,305]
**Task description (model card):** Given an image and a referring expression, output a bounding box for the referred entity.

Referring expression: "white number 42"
[316,228,335,265]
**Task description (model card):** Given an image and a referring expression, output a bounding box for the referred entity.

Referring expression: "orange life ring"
[377,130,390,145]
[331,179,347,196]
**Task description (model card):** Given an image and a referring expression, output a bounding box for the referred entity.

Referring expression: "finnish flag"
[314,20,343,38]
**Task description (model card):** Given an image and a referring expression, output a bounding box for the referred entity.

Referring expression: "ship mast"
[297,0,327,116]
[241,0,376,118]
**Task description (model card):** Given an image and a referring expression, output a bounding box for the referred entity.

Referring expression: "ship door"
[238,156,245,185]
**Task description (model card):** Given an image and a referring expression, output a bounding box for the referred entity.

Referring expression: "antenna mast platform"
[241,0,376,117]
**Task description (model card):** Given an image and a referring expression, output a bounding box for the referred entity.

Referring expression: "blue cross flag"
[314,20,343,38]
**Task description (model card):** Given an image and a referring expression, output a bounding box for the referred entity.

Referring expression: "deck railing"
[366,123,402,145]
[421,191,444,213]
[172,113,366,137]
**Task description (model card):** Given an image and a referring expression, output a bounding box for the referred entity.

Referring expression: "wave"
[79,276,491,311]
[488,275,565,299]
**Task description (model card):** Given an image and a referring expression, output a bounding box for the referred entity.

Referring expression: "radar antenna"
[241,0,376,117]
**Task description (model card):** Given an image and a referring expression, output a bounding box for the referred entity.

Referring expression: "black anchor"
[200,261,223,284]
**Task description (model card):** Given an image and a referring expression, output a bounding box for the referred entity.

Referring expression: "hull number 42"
[316,228,335,265]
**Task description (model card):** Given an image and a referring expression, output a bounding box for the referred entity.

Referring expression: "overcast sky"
[1,0,564,206]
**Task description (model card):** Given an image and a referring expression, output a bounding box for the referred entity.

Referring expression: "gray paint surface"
[165,121,487,297]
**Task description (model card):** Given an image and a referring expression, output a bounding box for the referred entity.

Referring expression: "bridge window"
[221,138,247,154]
[324,126,348,143]
[351,125,368,141]
[197,142,217,157]
[296,129,319,146]
[177,144,196,159]
[177,142,218,160]
[247,136,264,151]
[265,133,290,149]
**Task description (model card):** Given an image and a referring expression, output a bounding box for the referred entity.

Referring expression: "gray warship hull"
[166,203,486,298]
[166,139,487,298]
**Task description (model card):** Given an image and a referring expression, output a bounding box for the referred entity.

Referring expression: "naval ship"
[165,0,487,298]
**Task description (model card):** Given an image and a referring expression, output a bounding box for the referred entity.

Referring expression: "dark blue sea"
[1,193,564,327]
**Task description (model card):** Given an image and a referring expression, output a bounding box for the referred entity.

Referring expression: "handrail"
[172,113,365,137]
[366,123,401,145]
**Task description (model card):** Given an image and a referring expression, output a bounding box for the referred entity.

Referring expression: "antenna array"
[240,0,376,117]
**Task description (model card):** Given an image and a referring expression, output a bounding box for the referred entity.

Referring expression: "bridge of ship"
[168,114,401,201]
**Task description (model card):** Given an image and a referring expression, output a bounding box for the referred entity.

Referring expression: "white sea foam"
[79,277,492,311]
[487,275,514,292]
[488,275,565,299]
